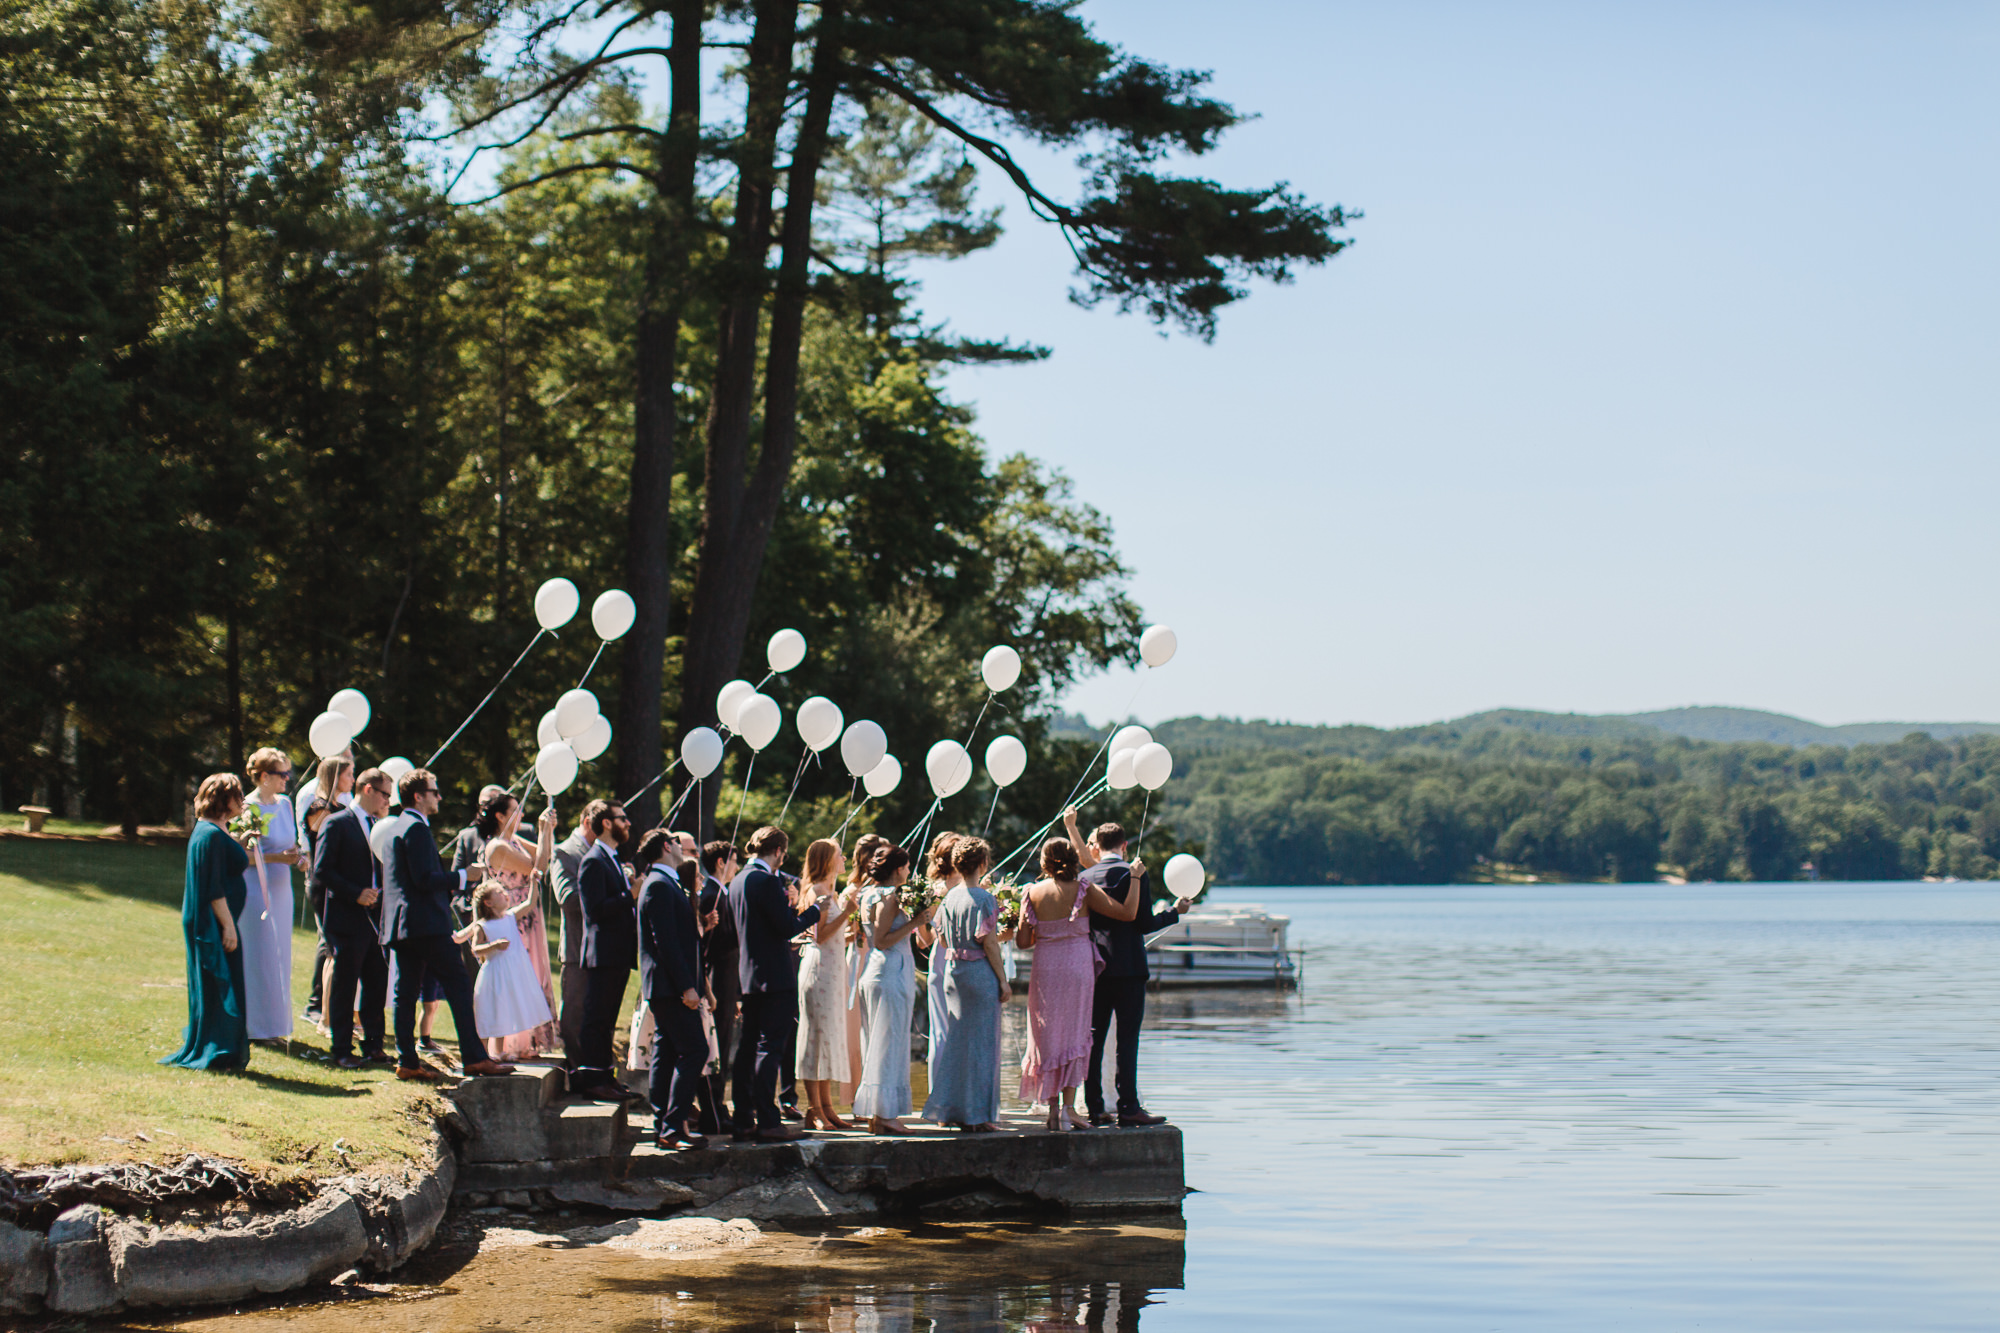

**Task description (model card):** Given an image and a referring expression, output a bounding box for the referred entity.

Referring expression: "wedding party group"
[161,749,1193,1148]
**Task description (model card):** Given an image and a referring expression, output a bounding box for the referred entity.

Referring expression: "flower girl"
[464,882,555,1062]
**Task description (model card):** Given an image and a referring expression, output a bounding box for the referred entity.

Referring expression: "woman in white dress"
[852,843,933,1134]
[239,748,303,1042]
[795,838,857,1129]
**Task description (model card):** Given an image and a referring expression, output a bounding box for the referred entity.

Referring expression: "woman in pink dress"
[1018,837,1139,1131]
[476,794,560,1060]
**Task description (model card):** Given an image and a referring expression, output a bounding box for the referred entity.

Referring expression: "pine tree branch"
[457,160,644,206]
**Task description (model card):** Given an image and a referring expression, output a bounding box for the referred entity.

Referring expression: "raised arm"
[1062,807,1101,870]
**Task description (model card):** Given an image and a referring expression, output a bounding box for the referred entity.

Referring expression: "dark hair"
[355,767,389,797]
[860,844,911,886]
[396,767,439,805]
[746,825,788,857]
[701,840,739,877]
[950,837,991,878]
[577,798,608,832]
[849,834,888,888]
[475,788,519,839]
[633,828,674,869]
[925,831,961,880]
[195,773,243,820]
[1039,837,1080,881]
[1092,822,1128,851]
[589,804,626,837]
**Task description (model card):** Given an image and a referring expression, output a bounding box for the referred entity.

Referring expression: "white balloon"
[736,693,782,751]
[980,645,1022,693]
[328,688,371,736]
[767,628,807,674]
[840,720,887,778]
[535,577,580,631]
[679,727,724,780]
[796,696,844,752]
[368,810,399,862]
[1109,725,1152,757]
[926,739,974,799]
[572,713,613,762]
[1139,624,1178,668]
[863,754,902,799]
[309,710,355,760]
[380,756,414,783]
[591,589,636,642]
[536,709,561,748]
[1164,852,1206,899]
[716,679,755,731]
[985,735,1027,788]
[1107,747,1139,791]
[535,741,579,795]
[555,688,599,740]
[1133,741,1174,791]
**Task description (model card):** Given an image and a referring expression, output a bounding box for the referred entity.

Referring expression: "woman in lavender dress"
[239,748,304,1042]
[1018,838,1137,1131]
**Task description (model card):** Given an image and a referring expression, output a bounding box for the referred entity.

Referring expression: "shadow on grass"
[225,1067,371,1098]
[0,837,189,910]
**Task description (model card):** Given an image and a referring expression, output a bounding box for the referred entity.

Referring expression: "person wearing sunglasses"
[240,748,306,1045]
[378,768,514,1080]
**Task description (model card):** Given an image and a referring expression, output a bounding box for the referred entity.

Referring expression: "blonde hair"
[314,755,353,809]
[804,838,841,885]
[246,748,289,783]
[476,881,511,920]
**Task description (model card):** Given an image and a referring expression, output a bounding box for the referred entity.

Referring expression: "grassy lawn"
[0,837,450,1179]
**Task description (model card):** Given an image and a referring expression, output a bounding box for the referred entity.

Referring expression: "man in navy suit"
[696,838,741,1130]
[729,825,819,1141]
[312,767,392,1068]
[637,830,708,1148]
[378,768,513,1081]
[1082,822,1192,1127]
[573,802,640,1100]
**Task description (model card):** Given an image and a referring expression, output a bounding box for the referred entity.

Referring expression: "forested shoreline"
[1140,717,2000,885]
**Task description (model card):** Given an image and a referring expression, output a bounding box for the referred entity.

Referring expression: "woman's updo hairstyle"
[1039,837,1080,881]
[849,833,888,887]
[951,837,991,879]
[861,843,911,885]
[474,786,518,839]
[925,831,961,880]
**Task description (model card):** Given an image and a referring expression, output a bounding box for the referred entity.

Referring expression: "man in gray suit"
[548,798,607,1072]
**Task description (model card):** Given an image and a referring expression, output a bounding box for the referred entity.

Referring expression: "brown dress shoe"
[755,1125,810,1142]
[396,1064,445,1082]
[463,1059,517,1077]
[1117,1108,1168,1127]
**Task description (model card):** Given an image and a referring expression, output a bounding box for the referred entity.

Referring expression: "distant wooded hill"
[1052,709,2000,886]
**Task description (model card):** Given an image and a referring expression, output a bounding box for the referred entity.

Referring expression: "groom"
[378,768,513,1080]
[1083,822,1192,1127]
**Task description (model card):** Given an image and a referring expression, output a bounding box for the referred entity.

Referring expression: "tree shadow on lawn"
[224,1067,373,1098]
[0,837,188,910]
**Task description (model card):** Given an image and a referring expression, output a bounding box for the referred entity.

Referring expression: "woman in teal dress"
[162,774,252,1071]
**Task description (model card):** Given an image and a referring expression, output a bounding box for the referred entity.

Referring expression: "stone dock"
[448,1066,1186,1222]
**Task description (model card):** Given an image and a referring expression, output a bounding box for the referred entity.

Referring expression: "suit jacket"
[378,811,463,944]
[448,824,486,921]
[699,872,741,997]
[1084,856,1180,979]
[550,830,591,970]
[312,804,381,940]
[731,860,819,995]
[638,862,703,1003]
[578,841,637,971]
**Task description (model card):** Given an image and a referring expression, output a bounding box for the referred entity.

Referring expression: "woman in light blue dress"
[921,837,1009,1131]
[852,844,932,1133]
[239,748,303,1041]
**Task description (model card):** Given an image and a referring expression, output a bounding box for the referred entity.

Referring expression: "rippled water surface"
[148,882,2000,1330]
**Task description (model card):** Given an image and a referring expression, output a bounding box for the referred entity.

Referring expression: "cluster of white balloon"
[526,583,638,797]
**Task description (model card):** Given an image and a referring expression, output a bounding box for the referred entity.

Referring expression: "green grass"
[0,838,448,1179]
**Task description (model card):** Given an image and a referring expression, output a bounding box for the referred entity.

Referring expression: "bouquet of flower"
[227,803,268,848]
[992,877,1024,932]
[896,877,935,921]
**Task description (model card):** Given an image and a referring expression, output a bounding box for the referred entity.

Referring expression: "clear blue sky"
[900,1,2000,729]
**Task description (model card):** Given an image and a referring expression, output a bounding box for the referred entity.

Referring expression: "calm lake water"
[148,881,2000,1331]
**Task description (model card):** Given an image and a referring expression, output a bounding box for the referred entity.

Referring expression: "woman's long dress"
[797,899,851,1082]
[1018,884,1096,1103]
[239,794,296,1040]
[162,822,251,1070]
[852,888,916,1119]
[922,883,1003,1125]
[481,840,558,1059]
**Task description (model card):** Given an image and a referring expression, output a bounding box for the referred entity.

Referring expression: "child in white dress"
[464,882,555,1062]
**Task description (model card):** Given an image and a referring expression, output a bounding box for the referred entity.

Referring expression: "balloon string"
[575,639,609,689]
[622,755,684,808]
[1052,673,1149,819]
[730,753,757,846]
[1134,788,1153,862]
[833,794,868,848]
[426,626,550,768]
[954,691,996,787]
[994,775,1110,878]
[777,747,814,827]
[982,785,1002,837]
[504,756,537,796]
[662,774,699,826]
[900,797,942,849]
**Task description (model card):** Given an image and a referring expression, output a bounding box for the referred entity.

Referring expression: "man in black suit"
[729,826,818,1141]
[378,768,513,1081]
[637,831,708,1148]
[573,802,640,1100]
[1082,822,1193,1127]
[697,838,741,1131]
[311,767,392,1068]
[548,799,608,1072]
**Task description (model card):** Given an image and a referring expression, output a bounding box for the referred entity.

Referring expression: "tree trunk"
[675,0,801,832]
[225,604,244,775]
[615,0,706,830]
